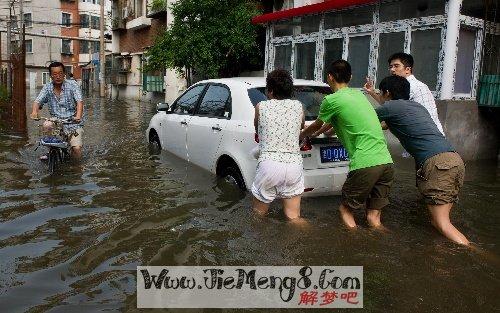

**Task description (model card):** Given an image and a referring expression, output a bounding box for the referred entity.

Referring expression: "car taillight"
[254,133,259,143]
[300,137,312,151]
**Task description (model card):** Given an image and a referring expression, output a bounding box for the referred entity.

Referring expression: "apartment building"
[110,0,185,103]
[1,0,111,90]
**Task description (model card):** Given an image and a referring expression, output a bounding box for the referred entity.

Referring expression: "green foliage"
[150,0,167,13]
[145,0,263,79]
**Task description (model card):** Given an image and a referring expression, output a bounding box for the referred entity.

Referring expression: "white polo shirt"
[407,74,445,135]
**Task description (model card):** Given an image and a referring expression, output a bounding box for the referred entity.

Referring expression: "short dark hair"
[388,52,414,69]
[266,69,294,99]
[379,75,411,100]
[48,62,65,74]
[326,60,351,84]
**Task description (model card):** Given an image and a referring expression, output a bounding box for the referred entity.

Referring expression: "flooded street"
[0,98,499,312]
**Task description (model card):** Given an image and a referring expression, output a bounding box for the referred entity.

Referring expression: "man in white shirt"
[364,52,445,135]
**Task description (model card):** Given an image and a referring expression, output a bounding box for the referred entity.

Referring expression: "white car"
[146,77,349,196]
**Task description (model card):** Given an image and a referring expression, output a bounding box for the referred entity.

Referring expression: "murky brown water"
[0,98,499,312]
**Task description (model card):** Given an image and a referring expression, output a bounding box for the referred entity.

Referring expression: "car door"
[162,84,207,159]
[187,83,231,171]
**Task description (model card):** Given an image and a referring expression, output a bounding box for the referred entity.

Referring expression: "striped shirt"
[35,79,83,132]
[407,75,445,135]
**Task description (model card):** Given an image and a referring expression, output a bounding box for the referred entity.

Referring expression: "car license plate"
[320,146,349,163]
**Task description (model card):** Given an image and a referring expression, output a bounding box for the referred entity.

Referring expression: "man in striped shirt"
[30,62,84,159]
[364,52,445,136]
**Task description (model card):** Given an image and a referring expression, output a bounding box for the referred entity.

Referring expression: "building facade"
[254,0,499,101]
[109,0,185,103]
[0,0,111,90]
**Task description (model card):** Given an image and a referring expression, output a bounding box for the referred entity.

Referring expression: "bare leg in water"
[428,203,469,245]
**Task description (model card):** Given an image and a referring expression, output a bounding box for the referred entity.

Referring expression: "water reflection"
[0,98,498,312]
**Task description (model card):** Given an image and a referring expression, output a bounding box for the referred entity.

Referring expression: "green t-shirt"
[318,87,393,171]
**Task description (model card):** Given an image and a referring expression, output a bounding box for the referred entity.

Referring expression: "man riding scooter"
[30,62,84,159]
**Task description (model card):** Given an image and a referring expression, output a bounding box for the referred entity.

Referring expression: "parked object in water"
[146,77,349,196]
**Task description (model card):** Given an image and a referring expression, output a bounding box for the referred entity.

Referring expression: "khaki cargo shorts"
[416,152,465,205]
[69,127,83,148]
[342,163,394,211]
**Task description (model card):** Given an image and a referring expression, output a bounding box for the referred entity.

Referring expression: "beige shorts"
[416,152,464,205]
[251,160,304,203]
[69,127,83,148]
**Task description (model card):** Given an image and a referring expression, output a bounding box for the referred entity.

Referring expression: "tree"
[145,0,263,83]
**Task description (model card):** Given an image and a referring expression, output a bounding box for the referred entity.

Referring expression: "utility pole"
[6,19,11,95]
[99,0,105,97]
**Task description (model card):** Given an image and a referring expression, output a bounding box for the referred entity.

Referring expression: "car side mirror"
[156,102,169,112]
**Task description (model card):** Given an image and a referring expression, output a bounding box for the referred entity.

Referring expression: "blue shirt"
[35,79,83,131]
[375,99,454,168]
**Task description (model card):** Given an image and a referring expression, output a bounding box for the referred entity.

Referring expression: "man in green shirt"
[300,60,394,228]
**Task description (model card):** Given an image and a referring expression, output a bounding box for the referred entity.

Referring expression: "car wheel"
[222,165,246,191]
[148,130,161,154]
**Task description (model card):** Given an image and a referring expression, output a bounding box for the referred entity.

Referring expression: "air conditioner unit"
[122,7,129,19]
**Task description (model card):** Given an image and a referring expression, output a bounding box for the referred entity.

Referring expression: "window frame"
[170,84,208,116]
[61,12,72,28]
[192,83,233,120]
[25,39,33,53]
[61,39,73,54]
[23,12,32,28]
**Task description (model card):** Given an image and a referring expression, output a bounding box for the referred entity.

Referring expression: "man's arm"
[74,101,83,122]
[300,118,324,142]
[363,77,383,104]
[312,123,334,137]
[30,101,41,119]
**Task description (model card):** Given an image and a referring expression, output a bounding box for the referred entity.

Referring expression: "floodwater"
[0,98,499,313]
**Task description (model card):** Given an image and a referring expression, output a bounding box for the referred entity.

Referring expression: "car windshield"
[247,86,331,121]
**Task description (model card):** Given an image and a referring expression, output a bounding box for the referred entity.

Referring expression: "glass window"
[274,20,294,37]
[482,34,500,75]
[376,32,405,85]
[274,44,292,73]
[296,15,320,34]
[274,15,320,37]
[25,39,32,53]
[172,85,206,114]
[80,40,90,53]
[347,36,371,88]
[380,0,446,22]
[323,38,343,82]
[65,65,72,74]
[454,28,476,94]
[92,41,100,53]
[42,72,51,84]
[62,39,72,54]
[23,13,32,27]
[411,28,441,90]
[295,42,316,80]
[324,5,374,29]
[197,85,231,118]
[461,0,485,19]
[248,86,331,120]
[62,13,71,27]
[91,16,100,30]
[80,14,90,28]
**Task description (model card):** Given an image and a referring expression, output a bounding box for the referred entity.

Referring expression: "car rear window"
[248,86,331,121]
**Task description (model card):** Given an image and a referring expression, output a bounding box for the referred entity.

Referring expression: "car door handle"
[212,126,222,131]
[180,120,187,125]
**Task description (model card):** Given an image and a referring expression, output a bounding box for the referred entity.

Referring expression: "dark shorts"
[416,152,465,205]
[342,163,394,211]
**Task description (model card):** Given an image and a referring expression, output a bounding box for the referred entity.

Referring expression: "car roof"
[196,77,329,88]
